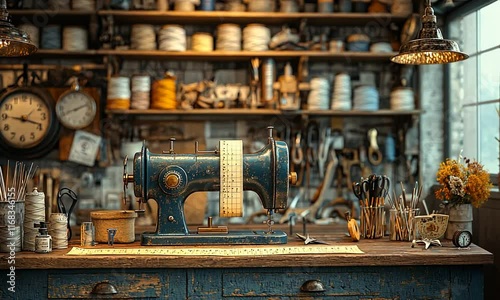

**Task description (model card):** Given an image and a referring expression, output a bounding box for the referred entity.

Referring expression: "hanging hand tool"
[57,187,79,241]
[291,131,305,186]
[318,127,334,178]
[367,128,383,166]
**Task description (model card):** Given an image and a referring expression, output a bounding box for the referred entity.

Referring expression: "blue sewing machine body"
[124,128,295,245]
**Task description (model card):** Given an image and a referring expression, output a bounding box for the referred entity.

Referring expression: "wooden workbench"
[0,224,493,299]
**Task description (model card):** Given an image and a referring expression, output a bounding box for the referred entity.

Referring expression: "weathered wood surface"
[0,224,493,270]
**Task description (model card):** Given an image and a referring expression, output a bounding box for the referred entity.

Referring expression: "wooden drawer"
[222,266,451,298]
[48,271,162,299]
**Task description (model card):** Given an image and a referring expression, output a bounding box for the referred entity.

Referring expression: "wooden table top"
[1,224,493,270]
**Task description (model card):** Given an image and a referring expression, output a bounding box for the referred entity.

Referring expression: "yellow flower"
[435,157,492,208]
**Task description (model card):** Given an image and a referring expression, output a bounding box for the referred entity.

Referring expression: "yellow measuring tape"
[67,245,363,256]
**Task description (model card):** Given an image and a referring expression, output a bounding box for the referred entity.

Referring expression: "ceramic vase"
[445,203,473,239]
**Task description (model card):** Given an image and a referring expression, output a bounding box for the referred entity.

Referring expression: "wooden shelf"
[106,108,421,117]
[34,49,100,57]
[98,10,408,26]
[9,9,94,24]
[98,50,396,62]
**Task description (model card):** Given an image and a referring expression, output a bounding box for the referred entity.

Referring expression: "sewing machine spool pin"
[123,127,296,245]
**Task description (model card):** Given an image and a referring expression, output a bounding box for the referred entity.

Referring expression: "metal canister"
[261,58,276,105]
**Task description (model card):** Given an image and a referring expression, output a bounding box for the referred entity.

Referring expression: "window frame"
[445,0,499,183]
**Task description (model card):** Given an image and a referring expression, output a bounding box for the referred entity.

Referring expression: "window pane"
[479,0,500,51]
[460,12,477,55]
[479,49,500,102]
[462,56,478,105]
[462,105,478,159]
[478,102,499,173]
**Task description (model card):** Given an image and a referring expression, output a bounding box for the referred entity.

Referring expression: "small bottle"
[35,222,52,254]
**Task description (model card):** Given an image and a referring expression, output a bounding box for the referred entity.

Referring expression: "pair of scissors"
[352,180,370,201]
[367,174,391,199]
[57,187,78,241]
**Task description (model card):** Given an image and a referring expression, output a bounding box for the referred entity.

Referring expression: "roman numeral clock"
[0,85,60,159]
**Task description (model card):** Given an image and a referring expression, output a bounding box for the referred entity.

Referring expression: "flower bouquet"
[435,156,492,208]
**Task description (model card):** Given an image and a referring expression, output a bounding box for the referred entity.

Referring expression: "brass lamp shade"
[0,2,37,57]
[391,2,468,65]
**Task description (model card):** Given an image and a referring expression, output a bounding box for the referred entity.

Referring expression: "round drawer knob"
[300,279,325,292]
[91,281,118,295]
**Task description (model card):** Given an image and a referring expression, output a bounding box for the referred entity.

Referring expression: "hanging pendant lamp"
[0,0,37,57]
[391,0,468,65]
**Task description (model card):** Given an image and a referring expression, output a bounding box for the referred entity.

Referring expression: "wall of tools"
[0,0,422,226]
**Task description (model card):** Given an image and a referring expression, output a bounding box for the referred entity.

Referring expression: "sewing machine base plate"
[141,230,288,245]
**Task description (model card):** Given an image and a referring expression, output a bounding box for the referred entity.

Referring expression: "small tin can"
[81,222,95,246]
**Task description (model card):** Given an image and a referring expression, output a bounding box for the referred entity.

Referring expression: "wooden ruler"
[67,245,364,256]
[219,140,243,217]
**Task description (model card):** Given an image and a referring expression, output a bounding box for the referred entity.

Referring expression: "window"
[448,0,500,177]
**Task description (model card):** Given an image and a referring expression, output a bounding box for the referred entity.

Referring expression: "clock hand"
[8,115,42,126]
[62,104,87,116]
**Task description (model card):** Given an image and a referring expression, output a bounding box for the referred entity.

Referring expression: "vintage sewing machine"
[123,127,297,245]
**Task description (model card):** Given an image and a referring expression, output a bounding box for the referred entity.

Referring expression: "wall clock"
[0,86,60,159]
[56,78,97,130]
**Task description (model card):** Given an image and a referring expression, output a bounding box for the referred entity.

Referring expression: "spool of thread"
[318,0,334,12]
[308,77,330,110]
[225,0,245,11]
[391,0,413,16]
[159,25,186,51]
[157,0,169,10]
[200,0,215,11]
[248,0,275,12]
[151,74,177,110]
[131,75,151,110]
[48,213,68,249]
[261,58,276,104]
[385,134,396,162]
[243,24,270,51]
[353,85,379,110]
[72,0,95,11]
[63,26,88,51]
[18,24,39,48]
[23,188,45,251]
[174,0,197,11]
[216,24,241,51]
[191,32,213,52]
[107,76,131,110]
[48,0,70,9]
[41,25,61,49]
[331,73,352,110]
[0,226,21,252]
[131,24,157,50]
[280,0,299,12]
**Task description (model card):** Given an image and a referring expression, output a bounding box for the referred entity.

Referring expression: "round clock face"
[56,91,97,129]
[0,91,52,148]
[453,230,472,248]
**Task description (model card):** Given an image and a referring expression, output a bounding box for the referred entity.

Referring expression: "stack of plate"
[353,85,379,111]
[331,73,352,110]
[308,77,330,110]
[390,87,415,110]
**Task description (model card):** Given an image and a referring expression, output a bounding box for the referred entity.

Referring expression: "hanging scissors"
[57,187,79,241]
